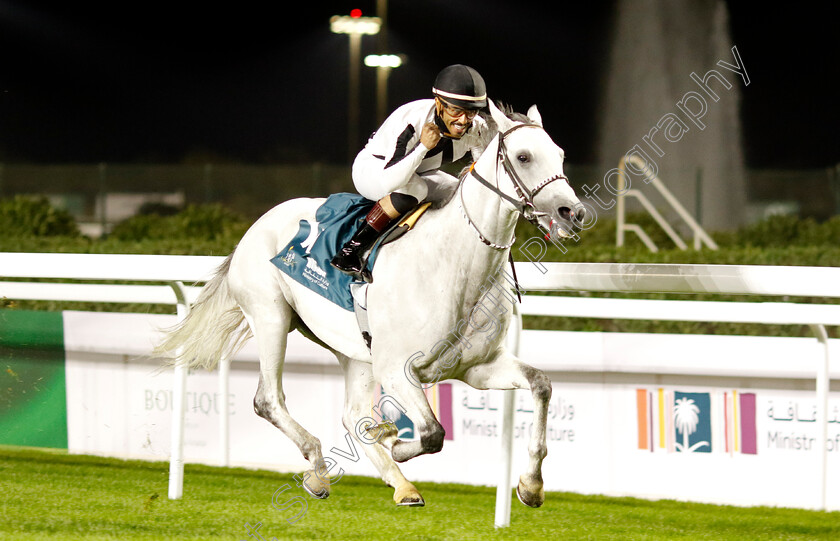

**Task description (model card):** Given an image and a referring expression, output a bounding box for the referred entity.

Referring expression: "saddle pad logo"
[277,246,296,267]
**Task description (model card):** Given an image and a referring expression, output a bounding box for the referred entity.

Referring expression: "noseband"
[460,123,568,250]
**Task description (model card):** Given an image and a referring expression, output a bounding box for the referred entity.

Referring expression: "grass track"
[2,446,839,540]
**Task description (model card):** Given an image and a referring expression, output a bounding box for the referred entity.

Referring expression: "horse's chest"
[426,293,513,369]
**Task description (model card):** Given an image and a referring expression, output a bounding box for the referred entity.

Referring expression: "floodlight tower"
[364,0,405,125]
[330,9,381,163]
[364,54,403,125]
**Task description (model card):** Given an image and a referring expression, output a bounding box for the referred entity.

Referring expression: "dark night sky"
[0,1,836,168]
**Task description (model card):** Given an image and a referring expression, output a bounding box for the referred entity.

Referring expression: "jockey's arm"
[354,100,445,196]
[372,123,440,192]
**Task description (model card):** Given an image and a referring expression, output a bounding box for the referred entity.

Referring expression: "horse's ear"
[487,100,515,133]
[527,105,543,127]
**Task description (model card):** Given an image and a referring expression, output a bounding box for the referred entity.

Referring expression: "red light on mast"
[350,8,362,18]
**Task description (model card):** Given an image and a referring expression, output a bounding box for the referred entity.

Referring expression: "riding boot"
[330,201,395,281]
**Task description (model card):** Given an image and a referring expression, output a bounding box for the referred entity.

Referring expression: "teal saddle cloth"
[271,193,383,311]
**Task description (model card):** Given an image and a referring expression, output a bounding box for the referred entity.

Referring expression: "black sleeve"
[385,125,417,168]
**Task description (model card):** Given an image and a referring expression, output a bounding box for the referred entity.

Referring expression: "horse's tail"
[153,254,252,370]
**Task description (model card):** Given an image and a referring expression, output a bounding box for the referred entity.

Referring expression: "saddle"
[271,193,430,347]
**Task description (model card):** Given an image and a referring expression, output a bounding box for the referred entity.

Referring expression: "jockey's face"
[435,98,478,139]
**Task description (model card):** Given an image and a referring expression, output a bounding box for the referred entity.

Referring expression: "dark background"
[0,1,836,168]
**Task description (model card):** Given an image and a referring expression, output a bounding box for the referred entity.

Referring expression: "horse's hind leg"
[375,369,446,464]
[460,351,552,508]
[336,355,424,506]
[245,303,332,499]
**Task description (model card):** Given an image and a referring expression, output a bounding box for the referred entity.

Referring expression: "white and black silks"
[351,99,489,202]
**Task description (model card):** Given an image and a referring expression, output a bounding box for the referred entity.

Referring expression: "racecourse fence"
[503,262,840,525]
[0,252,220,499]
[0,163,354,234]
[1,253,839,524]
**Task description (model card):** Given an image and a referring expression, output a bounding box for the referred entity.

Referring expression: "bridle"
[460,123,569,250]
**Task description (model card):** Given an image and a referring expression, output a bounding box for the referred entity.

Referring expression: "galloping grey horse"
[154,99,583,507]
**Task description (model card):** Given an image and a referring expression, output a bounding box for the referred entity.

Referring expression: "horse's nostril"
[575,206,586,223]
[558,207,573,221]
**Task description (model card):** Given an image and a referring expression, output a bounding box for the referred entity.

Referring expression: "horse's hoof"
[516,476,545,508]
[397,496,425,507]
[365,421,398,449]
[394,482,425,507]
[300,470,330,499]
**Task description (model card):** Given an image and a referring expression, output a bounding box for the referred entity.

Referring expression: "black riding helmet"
[432,64,487,109]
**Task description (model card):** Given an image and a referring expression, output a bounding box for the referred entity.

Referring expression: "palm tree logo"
[674,397,710,453]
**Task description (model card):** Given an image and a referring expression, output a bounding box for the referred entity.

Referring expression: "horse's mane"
[455,100,535,180]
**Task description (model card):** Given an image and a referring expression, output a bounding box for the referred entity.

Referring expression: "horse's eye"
[517,153,530,163]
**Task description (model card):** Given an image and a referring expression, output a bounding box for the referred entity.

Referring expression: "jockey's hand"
[420,122,441,150]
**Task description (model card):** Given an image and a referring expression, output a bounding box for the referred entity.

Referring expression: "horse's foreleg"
[461,351,551,508]
[246,309,331,499]
[376,372,445,464]
[337,356,424,506]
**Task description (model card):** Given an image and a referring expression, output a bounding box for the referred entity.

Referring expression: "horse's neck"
[425,137,519,300]
[459,135,521,248]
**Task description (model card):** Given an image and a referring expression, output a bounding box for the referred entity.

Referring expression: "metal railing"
[615,155,718,251]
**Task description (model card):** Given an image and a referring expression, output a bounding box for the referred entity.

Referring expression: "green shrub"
[725,214,840,247]
[0,195,80,237]
[572,212,686,250]
[108,203,250,242]
[511,211,840,262]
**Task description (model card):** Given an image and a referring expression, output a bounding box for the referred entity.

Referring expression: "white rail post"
[219,356,231,467]
[616,157,627,248]
[495,303,522,528]
[168,281,190,500]
[810,324,830,511]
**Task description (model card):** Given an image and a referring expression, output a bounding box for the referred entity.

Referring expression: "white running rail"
[2,254,838,520]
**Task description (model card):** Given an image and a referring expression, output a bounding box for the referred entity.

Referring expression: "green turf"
[1,446,838,540]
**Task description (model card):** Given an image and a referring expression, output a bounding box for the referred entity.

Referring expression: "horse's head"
[482,100,585,239]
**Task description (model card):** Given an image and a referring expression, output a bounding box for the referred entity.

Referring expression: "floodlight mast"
[330,12,381,163]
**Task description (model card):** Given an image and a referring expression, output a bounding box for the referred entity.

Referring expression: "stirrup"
[331,263,371,283]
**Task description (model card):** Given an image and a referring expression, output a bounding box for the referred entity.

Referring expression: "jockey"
[331,64,490,278]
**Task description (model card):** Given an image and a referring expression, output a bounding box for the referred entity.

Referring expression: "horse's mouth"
[551,222,576,240]
[537,216,575,241]
[553,225,573,239]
